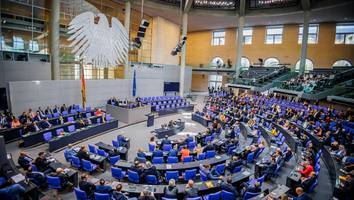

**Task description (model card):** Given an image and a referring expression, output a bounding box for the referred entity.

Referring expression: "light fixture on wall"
[171,36,187,56]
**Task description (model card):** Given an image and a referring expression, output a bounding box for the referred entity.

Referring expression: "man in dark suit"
[184,180,198,198]
[18,151,32,170]
[226,156,243,172]
[291,187,312,200]
[141,162,160,182]
[301,172,316,192]
[160,135,171,149]
[76,145,90,161]
[130,160,144,177]
[203,141,215,153]
[79,174,96,199]
[40,118,51,129]
[218,176,239,197]
[34,152,51,174]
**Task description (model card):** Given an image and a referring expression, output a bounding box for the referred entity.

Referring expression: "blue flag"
[132,69,137,97]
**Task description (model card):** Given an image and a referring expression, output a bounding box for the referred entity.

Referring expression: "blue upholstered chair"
[111,167,125,180]
[165,171,179,182]
[127,170,140,183]
[183,169,196,181]
[82,159,98,173]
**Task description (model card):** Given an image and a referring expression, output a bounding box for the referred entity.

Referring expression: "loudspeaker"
[137,32,145,38]
[141,19,150,27]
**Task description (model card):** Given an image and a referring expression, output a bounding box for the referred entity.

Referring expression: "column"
[179,12,188,97]
[235,16,245,79]
[124,0,131,79]
[50,0,60,80]
[299,10,310,75]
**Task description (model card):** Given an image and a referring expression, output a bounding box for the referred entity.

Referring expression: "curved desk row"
[154,121,185,139]
[191,114,211,127]
[0,111,94,144]
[48,119,119,152]
[115,154,229,172]
[21,115,104,147]
[108,169,252,196]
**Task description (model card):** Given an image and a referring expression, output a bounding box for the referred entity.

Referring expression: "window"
[295,59,314,72]
[265,26,283,44]
[298,24,319,44]
[29,40,39,52]
[212,31,225,46]
[333,60,352,67]
[209,75,223,88]
[264,57,280,67]
[241,57,250,68]
[243,28,253,45]
[210,57,224,68]
[13,36,25,50]
[335,23,354,44]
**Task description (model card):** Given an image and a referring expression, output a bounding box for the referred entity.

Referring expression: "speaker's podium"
[106,103,151,125]
[146,114,155,127]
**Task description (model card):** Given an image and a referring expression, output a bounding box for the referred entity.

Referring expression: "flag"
[132,69,137,97]
[81,62,87,108]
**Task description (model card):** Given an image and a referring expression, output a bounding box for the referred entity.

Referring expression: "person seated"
[45,106,53,115]
[139,188,156,200]
[168,120,174,128]
[113,183,133,200]
[168,145,178,157]
[149,137,157,150]
[334,145,347,162]
[160,135,171,149]
[0,182,25,200]
[300,172,317,192]
[34,152,51,174]
[218,176,239,197]
[25,165,46,188]
[184,180,198,198]
[39,117,51,129]
[141,162,161,183]
[11,117,21,128]
[184,134,194,144]
[130,160,144,177]
[49,168,73,190]
[79,173,96,199]
[240,146,251,160]
[60,104,67,113]
[180,146,190,161]
[136,148,146,159]
[76,145,90,161]
[203,141,215,153]
[77,119,87,129]
[226,156,243,172]
[95,109,103,117]
[163,179,178,199]
[195,143,203,155]
[288,187,312,200]
[18,151,32,170]
[95,178,113,195]
[335,174,353,200]
[199,164,221,180]
[26,121,40,133]
[242,181,261,196]
[297,161,313,178]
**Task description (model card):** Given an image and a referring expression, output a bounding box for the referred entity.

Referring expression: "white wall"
[8,79,163,115]
[0,61,51,88]
[151,16,180,65]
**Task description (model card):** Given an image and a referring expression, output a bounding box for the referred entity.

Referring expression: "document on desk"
[90,177,99,184]
[205,181,214,188]
[242,171,251,176]
[166,164,172,169]
[215,155,221,159]
[11,174,25,183]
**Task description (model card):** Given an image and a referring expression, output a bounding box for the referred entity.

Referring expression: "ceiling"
[130,0,354,31]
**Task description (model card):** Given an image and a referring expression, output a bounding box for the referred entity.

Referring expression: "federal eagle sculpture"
[67,11,129,67]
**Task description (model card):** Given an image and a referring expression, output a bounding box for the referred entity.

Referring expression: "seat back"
[206,150,216,159]
[82,159,93,171]
[127,170,140,183]
[146,175,158,184]
[71,156,81,168]
[243,192,260,200]
[246,152,255,163]
[163,144,172,151]
[43,132,52,141]
[166,171,179,182]
[215,164,225,175]
[105,114,111,121]
[183,156,193,162]
[206,191,221,200]
[88,144,97,154]
[97,149,108,157]
[94,192,110,200]
[308,179,318,193]
[68,125,76,132]
[55,128,64,136]
[74,187,88,200]
[197,153,206,160]
[167,157,178,164]
[184,169,196,181]
[111,167,124,180]
[152,157,164,164]
[200,170,208,182]
[67,116,74,122]
[47,176,61,189]
[112,140,119,148]
[221,190,235,200]
[109,155,120,165]
[86,112,92,118]
[232,165,242,173]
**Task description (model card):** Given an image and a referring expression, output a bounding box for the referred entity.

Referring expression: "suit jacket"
[34,157,49,172]
[76,150,90,161]
[79,180,96,197]
[141,166,160,181]
[184,187,198,198]
[219,182,238,196]
[95,185,112,194]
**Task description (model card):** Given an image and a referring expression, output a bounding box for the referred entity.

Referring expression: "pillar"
[124,0,131,79]
[50,0,60,80]
[235,16,245,79]
[299,10,310,75]
[179,13,188,97]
